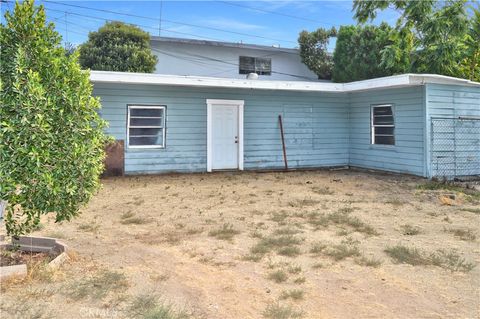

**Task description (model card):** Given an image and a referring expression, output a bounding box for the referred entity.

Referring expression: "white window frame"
[371,104,395,146]
[239,56,272,75]
[127,105,166,149]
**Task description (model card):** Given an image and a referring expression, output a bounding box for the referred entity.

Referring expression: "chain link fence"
[431,117,480,180]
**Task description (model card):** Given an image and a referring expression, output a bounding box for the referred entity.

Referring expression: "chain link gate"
[431,117,480,180]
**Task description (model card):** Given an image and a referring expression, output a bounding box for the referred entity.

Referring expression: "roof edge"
[150,36,299,53]
[89,71,480,93]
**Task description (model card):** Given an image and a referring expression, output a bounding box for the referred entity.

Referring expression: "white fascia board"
[89,71,344,92]
[408,74,480,87]
[89,71,480,93]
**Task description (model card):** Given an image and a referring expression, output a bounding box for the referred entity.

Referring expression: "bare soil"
[0,250,51,267]
[1,169,479,319]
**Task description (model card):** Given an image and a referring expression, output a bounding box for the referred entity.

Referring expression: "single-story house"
[90,71,480,179]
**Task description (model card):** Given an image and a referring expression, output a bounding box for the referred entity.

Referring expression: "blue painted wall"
[426,84,480,178]
[93,82,478,177]
[93,83,349,174]
[348,86,426,176]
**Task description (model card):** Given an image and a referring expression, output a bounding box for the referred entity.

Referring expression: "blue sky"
[0,1,400,49]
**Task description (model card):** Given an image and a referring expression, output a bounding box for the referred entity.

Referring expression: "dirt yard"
[1,169,479,319]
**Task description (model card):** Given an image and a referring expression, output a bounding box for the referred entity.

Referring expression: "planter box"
[0,236,69,281]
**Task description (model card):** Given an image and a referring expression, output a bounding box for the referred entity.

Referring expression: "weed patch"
[268,270,288,283]
[121,216,150,225]
[401,224,421,236]
[280,289,305,301]
[355,256,382,268]
[263,303,303,319]
[127,294,189,319]
[208,223,240,241]
[307,209,378,235]
[385,245,475,272]
[309,242,327,255]
[249,234,303,259]
[324,242,360,261]
[65,270,128,300]
[461,207,480,214]
[444,228,476,241]
[77,223,99,233]
[311,186,334,195]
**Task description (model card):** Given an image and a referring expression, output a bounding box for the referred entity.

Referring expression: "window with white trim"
[371,104,395,145]
[239,56,271,75]
[127,105,166,148]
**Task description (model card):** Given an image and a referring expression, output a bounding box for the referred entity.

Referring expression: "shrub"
[0,0,108,236]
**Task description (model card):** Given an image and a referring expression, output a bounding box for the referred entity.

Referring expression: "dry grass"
[461,207,480,214]
[311,186,334,195]
[208,223,241,241]
[355,256,383,268]
[263,303,304,319]
[444,227,476,241]
[400,224,422,236]
[307,209,378,235]
[77,222,99,233]
[268,270,289,283]
[65,270,129,300]
[250,233,304,259]
[385,245,475,272]
[127,294,189,319]
[279,289,305,301]
[2,170,479,319]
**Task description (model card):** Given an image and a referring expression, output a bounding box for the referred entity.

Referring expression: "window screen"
[127,106,165,148]
[371,105,395,145]
[239,56,272,75]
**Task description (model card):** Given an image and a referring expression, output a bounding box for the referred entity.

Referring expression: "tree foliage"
[353,0,478,80]
[332,23,410,82]
[298,27,337,80]
[0,0,108,236]
[79,21,157,73]
[459,8,480,81]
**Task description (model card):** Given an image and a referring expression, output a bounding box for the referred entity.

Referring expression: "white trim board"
[206,99,244,172]
[90,71,480,93]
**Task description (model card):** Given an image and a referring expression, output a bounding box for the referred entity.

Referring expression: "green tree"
[332,23,409,82]
[298,27,337,80]
[0,0,108,236]
[79,21,157,72]
[353,0,474,78]
[460,8,480,81]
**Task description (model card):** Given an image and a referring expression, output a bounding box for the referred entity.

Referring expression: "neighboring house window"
[239,56,272,75]
[371,104,395,145]
[127,105,166,148]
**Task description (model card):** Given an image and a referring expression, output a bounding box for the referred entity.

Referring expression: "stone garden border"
[0,236,69,281]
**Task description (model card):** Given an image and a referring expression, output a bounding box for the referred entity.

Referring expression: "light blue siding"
[93,81,478,178]
[348,86,426,176]
[93,84,349,174]
[425,84,480,178]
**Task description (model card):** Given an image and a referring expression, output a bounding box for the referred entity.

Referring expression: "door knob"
[235,136,238,143]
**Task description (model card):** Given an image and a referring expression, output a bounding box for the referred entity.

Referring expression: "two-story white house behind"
[150,36,319,81]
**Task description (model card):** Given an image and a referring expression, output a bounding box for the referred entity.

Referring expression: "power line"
[40,5,229,42]
[42,0,298,45]
[217,1,338,26]
[39,4,304,51]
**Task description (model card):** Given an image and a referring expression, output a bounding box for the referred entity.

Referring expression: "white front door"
[207,99,244,172]
[212,105,238,169]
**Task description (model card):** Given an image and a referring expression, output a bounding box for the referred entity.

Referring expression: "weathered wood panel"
[94,84,349,174]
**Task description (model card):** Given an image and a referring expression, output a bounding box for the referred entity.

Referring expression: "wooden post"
[278,115,288,170]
